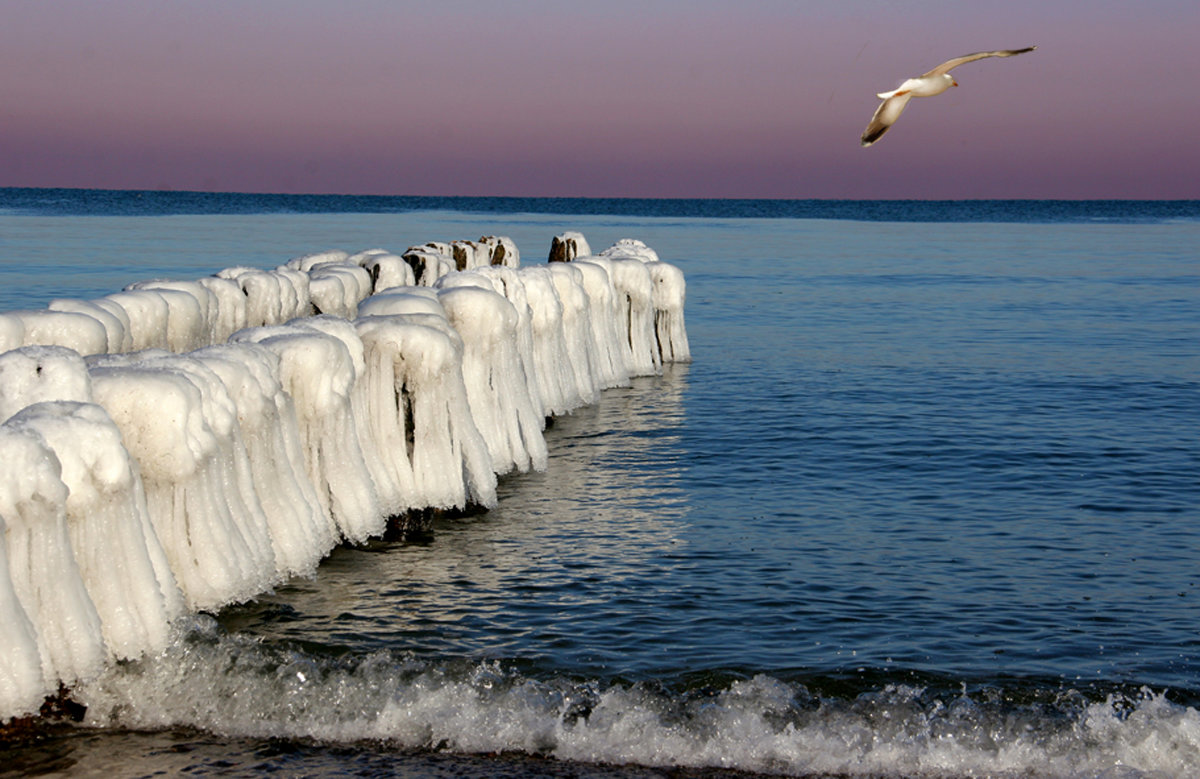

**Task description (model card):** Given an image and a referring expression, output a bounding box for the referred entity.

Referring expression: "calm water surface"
[2,196,1199,777]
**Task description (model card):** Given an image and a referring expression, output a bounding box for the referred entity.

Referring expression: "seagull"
[860,47,1036,147]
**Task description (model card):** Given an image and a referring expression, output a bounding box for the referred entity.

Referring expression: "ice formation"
[0,426,105,689]
[10,309,109,356]
[191,342,335,577]
[0,313,24,353]
[0,231,689,723]
[355,314,497,511]
[4,401,184,659]
[48,298,132,354]
[549,231,591,263]
[0,346,93,423]
[353,250,416,292]
[231,324,383,545]
[103,289,172,351]
[87,352,278,611]
[435,285,548,475]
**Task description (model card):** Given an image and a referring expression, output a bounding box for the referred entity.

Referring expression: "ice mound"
[88,353,278,611]
[458,266,544,417]
[48,298,132,354]
[231,324,383,544]
[402,243,457,286]
[570,260,630,389]
[9,309,109,355]
[646,262,691,363]
[123,283,208,353]
[356,313,498,511]
[191,342,335,577]
[353,250,416,292]
[520,267,584,415]
[0,313,24,352]
[481,235,520,268]
[436,285,548,475]
[308,263,373,319]
[5,401,184,659]
[606,257,661,376]
[197,276,249,344]
[0,346,93,423]
[216,267,312,328]
[285,250,351,273]
[600,237,659,263]
[0,425,105,689]
[102,289,172,351]
[549,231,591,263]
[0,498,45,717]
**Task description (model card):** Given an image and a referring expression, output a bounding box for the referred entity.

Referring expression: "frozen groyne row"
[0,233,689,722]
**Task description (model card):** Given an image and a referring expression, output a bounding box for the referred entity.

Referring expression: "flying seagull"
[860,47,1036,147]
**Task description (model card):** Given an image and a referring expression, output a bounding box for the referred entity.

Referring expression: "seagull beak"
[952,79,959,87]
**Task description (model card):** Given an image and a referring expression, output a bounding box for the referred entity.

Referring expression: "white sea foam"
[71,627,1200,778]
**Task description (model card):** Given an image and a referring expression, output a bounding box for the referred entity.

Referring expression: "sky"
[2,0,1198,199]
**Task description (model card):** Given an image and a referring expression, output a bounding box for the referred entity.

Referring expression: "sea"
[1,189,1199,778]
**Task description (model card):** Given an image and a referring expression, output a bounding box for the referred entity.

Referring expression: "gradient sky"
[2,0,1198,199]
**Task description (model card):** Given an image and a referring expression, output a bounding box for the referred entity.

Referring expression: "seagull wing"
[860,93,913,147]
[923,47,1036,77]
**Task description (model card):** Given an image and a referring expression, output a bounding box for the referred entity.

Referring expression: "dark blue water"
[2,190,1199,777]
[3,185,1200,222]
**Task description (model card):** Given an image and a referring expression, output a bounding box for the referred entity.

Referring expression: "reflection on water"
[220,366,691,677]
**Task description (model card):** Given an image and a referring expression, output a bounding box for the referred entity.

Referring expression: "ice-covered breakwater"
[0,233,689,723]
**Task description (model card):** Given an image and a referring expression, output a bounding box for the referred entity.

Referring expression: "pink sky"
[2,0,1197,199]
